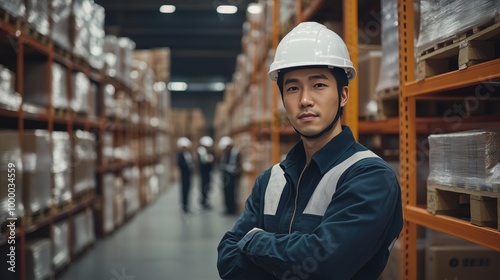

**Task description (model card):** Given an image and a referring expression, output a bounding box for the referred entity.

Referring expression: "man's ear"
[340,86,349,107]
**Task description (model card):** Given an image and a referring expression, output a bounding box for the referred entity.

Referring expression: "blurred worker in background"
[197,135,215,209]
[218,136,241,215]
[217,22,403,279]
[177,137,194,214]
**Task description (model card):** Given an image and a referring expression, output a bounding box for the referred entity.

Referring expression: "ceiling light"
[247,3,262,14]
[160,5,176,13]
[211,82,225,91]
[168,82,187,91]
[217,5,238,14]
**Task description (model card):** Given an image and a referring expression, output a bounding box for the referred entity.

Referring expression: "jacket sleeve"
[216,170,275,279]
[237,160,403,279]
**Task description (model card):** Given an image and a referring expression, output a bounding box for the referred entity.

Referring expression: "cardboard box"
[426,244,500,279]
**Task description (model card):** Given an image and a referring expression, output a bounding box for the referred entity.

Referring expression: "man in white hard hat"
[197,136,215,209]
[218,136,241,215]
[217,22,403,279]
[177,137,194,213]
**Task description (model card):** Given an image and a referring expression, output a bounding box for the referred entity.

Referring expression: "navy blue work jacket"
[217,126,403,280]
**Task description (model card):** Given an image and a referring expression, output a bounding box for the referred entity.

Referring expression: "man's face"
[282,67,347,137]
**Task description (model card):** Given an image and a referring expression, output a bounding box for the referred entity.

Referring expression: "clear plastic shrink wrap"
[0,0,26,18]
[0,131,24,222]
[51,0,72,51]
[416,0,500,54]
[22,130,52,214]
[89,3,105,69]
[23,62,68,110]
[72,0,92,59]
[428,130,500,192]
[25,239,51,280]
[0,65,21,110]
[26,0,49,36]
[71,72,90,114]
[74,130,96,195]
[52,131,72,206]
[52,220,70,270]
[375,0,399,94]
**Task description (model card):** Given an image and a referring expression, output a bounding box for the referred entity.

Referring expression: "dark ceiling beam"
[172,49,240,57]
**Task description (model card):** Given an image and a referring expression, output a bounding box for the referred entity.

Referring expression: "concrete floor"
[57,174,239,280]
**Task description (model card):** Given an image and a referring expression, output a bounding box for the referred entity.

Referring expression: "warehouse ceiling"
[94,0,254,93]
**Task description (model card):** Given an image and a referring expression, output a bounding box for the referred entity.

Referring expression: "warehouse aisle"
[57,173,239,280]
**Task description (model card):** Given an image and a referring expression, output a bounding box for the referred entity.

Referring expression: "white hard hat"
[177,137,191,148]
[218,136,233,150]
[268,22,356,81]
[199,136,214,147]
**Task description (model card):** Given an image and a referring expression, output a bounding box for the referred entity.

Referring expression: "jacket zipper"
[289,162,309,234]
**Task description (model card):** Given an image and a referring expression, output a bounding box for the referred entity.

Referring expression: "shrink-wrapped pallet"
[72,0,92,59]
[25,239,51,280]
[375,0,399,94]
[103,173,115,233]
[52,220,69,270]
[0,0,25,18]
[71,72,90,114]
[52,131,72,206]
[0,65,21,110]
[88,3,105,69]
[428,130,500,192]
[0,131,24,222]
[24,62,68,110]
[51,0,72,51]
[22,130,52,214]
[74,130,96,195]
[25,0,49,36]
[416,0,500,54]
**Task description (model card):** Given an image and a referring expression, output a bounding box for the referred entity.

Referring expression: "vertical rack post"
[343,0,359,140]
[271,0,281,164]
[397,0,417,279]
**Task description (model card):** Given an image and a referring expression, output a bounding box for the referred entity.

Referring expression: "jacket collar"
[280,126,356,175]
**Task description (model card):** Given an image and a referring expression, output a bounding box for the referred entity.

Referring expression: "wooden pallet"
[427,184,500,231]
[22,23,52,47]
[0,7,25,30]
[416,16,500,80]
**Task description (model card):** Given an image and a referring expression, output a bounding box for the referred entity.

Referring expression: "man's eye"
[286,86,298,92]
[314,83,327,88]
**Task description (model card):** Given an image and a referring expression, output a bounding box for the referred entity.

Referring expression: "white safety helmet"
[199,136,214,147]
[177,137,191,148]
[218,136,233,150]
[268,21,356,81]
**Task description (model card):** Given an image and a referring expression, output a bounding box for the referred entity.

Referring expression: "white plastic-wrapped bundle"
[74,130,96,195]
[52,131,71,206]
[0,0,25,18]
[26,0,49,36]
[88,3,105,69]
[24,62,68,110]
[117,37,136,86]
[416,0,500,54]
[0,65,21,110]
[0,131,24,222]
[375,0,399,94]
[123,167,140,216]
[428,130,500,192]
[71,72,90,114]
[103,173,114,233]
[52,220,69,270]
[51,0,72,51]
[103,35,119,78]
[72,0,93,59]
[103,83,115,118]
[22,130,52,214]
[25,239,51,280]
